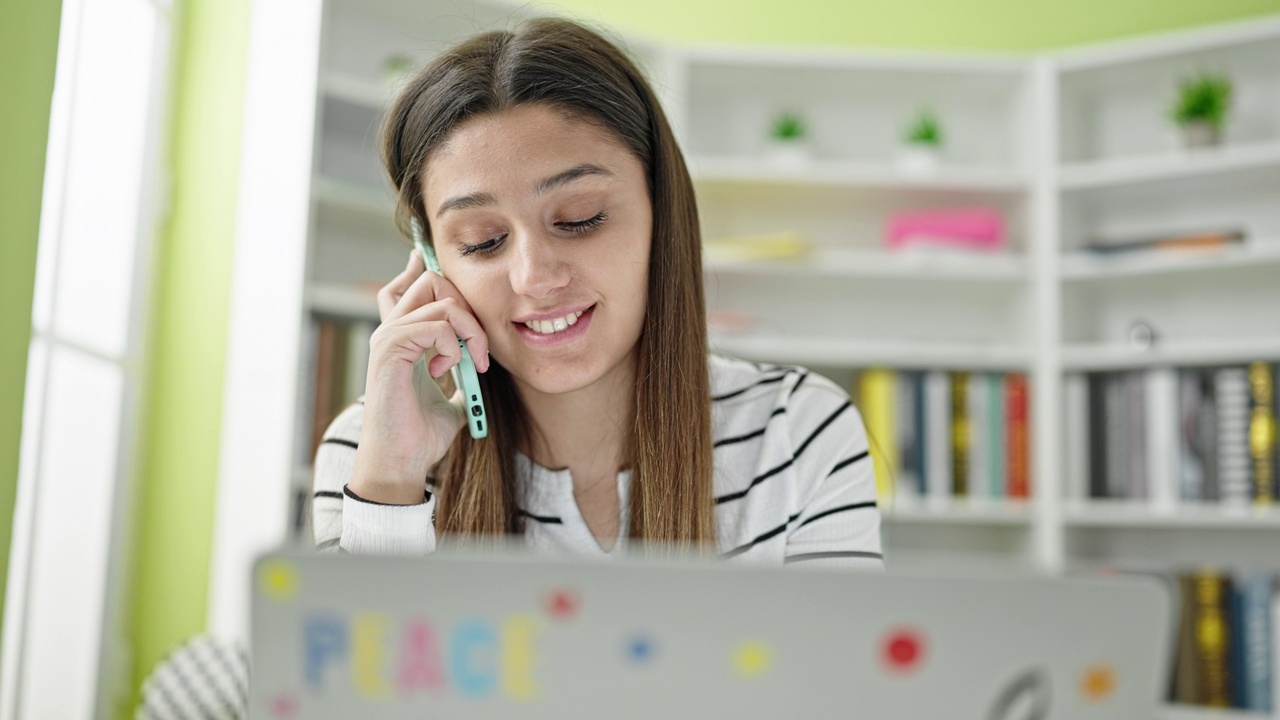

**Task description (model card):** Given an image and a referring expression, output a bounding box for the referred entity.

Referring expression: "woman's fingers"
[376,251,425,322]
[371,319,463,377]
[393,297,490,372]
[388,262,476,327]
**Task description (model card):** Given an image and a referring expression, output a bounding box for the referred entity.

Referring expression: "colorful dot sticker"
[881,627,926,674]
[1080,663,1116,701]
[258,560,299,602]
[270,693,298,718]
[732,639,773,678]
[543,588,580,621]
[625,634,656,665]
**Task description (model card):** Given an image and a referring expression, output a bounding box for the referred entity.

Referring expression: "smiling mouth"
[521,309,587,335]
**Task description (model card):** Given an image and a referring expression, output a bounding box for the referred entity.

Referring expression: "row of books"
[1072,362,1278,505]
[1168,569,1275,711]
[855,370,1031,504]
[299,315,377,467]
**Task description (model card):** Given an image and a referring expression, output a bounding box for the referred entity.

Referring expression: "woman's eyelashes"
[456,211,609,257]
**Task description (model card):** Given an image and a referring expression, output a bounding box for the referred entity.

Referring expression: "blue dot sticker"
[625,634,656,665]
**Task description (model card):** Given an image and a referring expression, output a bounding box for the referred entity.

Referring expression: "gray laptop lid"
[250,550,1170,719]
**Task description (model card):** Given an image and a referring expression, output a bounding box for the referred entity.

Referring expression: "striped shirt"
[312,353,882,569]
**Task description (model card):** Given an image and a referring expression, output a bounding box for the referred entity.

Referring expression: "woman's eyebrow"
[435,163,613,219]
[535,163,613,196]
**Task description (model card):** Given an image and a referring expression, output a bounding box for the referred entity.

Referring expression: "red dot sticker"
[544,588,580,621]
[270,694,298,718]
[881,628,926,674]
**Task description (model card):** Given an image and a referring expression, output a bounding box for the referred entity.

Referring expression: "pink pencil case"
[885,207,1005,252]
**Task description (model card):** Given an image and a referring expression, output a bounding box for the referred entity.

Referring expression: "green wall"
[0,0,62,653]
[0,0,1277,715]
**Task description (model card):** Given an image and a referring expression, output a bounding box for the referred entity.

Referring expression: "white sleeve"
[783,379,884,570]
[311,398,438,555]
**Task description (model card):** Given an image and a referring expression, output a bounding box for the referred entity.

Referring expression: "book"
[951,371,970,497]
[1193,570,1232,707]
[1242,574,1274,711]
[925,370,952,501]
[966,372,990,499]
[896,372,924,498]
[1125,371,1148,500]
[1247,362,1276,505]
[1083,228,1246,255]
[1006,373,1030,499]
[1088,373,1110,499]
[1105,373,1128,499]
[986,374,1005,498]
[857,368,897,504]
[1172,574,1203,704]
[310,318,340,460]
[1215,367,1252,506]
[1179,370,1207,503]
[1063,373,1089,501]
[1145,368,1180,511]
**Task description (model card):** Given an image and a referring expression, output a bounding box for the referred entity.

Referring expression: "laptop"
[249,548,1172,719]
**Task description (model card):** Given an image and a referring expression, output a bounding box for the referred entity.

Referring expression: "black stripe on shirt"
[314,490,343,500]
[321,437,358,450]
[343,484,432,505]
[784,550,883,564]
[796,501,877,530]
[713,407,787,448]
[722,512,801,559]
[827,450,870,477]
[787,371,809,398]
[712,372,789,402]
[714,401,852,506]
[518,508,564,524]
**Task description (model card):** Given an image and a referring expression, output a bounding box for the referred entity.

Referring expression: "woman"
[312,17,882,567]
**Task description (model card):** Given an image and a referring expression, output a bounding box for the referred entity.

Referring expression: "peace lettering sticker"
[880,626,926,674]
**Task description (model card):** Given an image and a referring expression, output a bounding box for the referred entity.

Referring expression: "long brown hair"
[379,17,714,548]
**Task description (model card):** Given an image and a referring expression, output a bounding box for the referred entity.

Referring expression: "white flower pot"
[764,139,811,168]
[897,144,942,174]
[1179,121,1222,149]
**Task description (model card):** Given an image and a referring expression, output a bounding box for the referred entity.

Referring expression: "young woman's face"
[421,104,652,397]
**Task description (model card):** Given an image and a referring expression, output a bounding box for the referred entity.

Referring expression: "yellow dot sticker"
[1080,663,1116,702]
[259,560,299,602]
[732,639,773,678]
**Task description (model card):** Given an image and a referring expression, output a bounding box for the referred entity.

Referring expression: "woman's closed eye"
[457,211,609,257]
[556,210,607,234]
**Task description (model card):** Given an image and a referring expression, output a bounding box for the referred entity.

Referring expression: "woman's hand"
[348,250,491,504]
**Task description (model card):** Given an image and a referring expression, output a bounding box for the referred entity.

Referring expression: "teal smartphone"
[411,219,488,440]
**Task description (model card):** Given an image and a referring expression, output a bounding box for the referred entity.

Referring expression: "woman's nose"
[508,234,571,298]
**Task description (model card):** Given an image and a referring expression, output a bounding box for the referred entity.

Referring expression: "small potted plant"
[897,109,943,173]
[1169,71,1232,149]
[764,110,811,167]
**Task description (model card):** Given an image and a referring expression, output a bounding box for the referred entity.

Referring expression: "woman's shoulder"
[709,352,850,411]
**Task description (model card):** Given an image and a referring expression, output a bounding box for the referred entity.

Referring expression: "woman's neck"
[515,353,636,488]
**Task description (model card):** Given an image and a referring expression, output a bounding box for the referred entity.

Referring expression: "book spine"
[1173,574,1204,704]
[952,371,970,497]
[1243,574,1274,711]
[1229,580,1247,708]
[858,368,898,504]
[1146,368,1180,511]
[968,372,989,499]
[1179,370,1206,503]
[1106,373,1128,499]
[1216,367,1252,506]
[310,317,338,461]
[1201,370,1221,502]
[913,372,928,497]
[1006,373,1030,499]
[1064,373,1089,502]
[925,370,952,501]
[1126,371,1148,500]
[1089,373,1110,499]
[895,371,921,501]
[987,373,1005,498]
[1247,362,1276,506]
[1194,571,1232,707]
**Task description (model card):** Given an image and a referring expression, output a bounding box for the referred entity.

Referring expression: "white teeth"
[524,310,585,335]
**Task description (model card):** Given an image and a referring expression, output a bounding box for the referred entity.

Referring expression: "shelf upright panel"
[1030,57,1065,575]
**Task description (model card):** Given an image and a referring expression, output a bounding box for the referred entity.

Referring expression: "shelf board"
[1065,500,1280,529]
[706,247,1027,282]
[1062,338,1280,370]
[689,155,1027,193]
[1059,140,1280,192]
[313,175,394,216]
[884,498,1032,526]
[1061,242,1280,281]
[322,72,391,111]
[307,283,380,320]
[710,334,1030,370]
[1163,704,1274,720]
